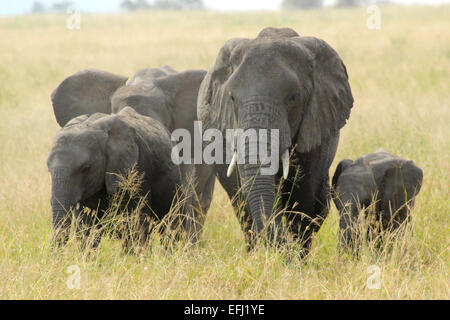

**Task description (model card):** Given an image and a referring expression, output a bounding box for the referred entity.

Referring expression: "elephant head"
[47,110,140,244]
[198,27,353,236]
[51,66,206,137]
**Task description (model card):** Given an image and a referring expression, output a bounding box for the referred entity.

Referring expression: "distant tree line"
[31,1,75,13]
[281,0,385,10]
[334,0,371,7]
[31,0,389,14]
[30,0,204,14]
[120,0,204,11]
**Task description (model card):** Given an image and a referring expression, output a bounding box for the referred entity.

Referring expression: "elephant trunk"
[236,101,291,241]
[51,205,71,246]
[50,170,79,246]
[241,161,277,235]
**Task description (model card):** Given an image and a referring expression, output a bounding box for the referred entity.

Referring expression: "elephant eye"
[230,95,235,103]
[80,164,90,173]
[287,92,300,106]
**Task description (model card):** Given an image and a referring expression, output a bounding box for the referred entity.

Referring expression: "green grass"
[0,6,449,299]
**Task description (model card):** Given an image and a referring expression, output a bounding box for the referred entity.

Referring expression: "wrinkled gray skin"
[51,66,215,242]
[198,27,354,254]
[332,149,423,251]
[47,107,182,249]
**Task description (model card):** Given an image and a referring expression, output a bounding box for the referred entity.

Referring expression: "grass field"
[0,6,448,299]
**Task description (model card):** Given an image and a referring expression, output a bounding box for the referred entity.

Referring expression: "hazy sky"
[0,0,449,15]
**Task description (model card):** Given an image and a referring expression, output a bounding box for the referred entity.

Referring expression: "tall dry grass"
[0,6,448,299]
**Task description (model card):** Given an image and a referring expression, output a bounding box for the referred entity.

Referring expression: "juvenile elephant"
[197,27,354,254]
[47,107,184,249]
[51,66,216,241]
[332,149,423,251]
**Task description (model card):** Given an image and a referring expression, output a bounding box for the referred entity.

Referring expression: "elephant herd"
[47,27,423,256]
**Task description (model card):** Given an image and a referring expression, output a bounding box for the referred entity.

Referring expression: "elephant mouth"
[227,147,290,180]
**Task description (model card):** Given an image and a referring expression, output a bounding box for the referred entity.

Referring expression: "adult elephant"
[197,27,354,254]
[51,66,215,242]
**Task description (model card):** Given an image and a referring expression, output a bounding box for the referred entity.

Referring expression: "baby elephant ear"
[380,162,423,218]
[95,114,139,195]
[293,37,354,153]
[51,69,128,127]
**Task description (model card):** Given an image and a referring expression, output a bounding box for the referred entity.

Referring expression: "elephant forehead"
[128,68,168,85]
[360,151,399,164]
[111,86,166,116]
[231,38,307,66]
[55,127,106,150]
[48,141,91,168]
[113,84,159,100]
[227,43,312,97]
[257,27,299,39]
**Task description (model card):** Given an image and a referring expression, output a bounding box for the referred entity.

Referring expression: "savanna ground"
[0,6,448,299]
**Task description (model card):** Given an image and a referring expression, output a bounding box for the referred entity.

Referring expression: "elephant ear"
[197,38,248,132]
[292,37,354,153]
[51,69,128,127]
[95,114,139,195]
[380,161,423,216]
[127,66,176,86]
[155,69,207,133]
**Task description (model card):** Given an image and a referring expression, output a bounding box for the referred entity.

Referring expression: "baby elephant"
[47,107,183,250]
[332,149,423,251]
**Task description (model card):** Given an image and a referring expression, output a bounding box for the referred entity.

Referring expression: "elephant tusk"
[75,202,80,210]
[227,152,237,177]
[281,149,290,180]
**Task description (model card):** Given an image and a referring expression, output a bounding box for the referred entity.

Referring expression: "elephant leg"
[306,175,331,255]
[196,164,216,222]
[181,164,216,244]
[215,163,256,249]
[283,136,339,257]
[281,162,329,257]
[191,172,216,243]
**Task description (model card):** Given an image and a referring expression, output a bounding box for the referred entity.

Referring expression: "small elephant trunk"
[50,170,78,246]
[51,199,72,246]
